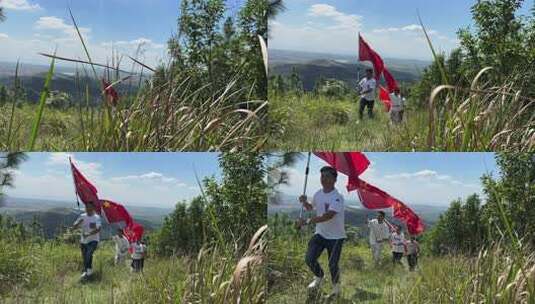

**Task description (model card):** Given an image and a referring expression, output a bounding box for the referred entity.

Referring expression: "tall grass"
[269,93,427,151]
[0,11,267,152]
[1,226,267,303]
[268,21,534,152]
[268,220,535,304]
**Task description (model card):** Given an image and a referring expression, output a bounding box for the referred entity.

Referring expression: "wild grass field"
[1,236,266,303]
[268,0,535,152]
[269,93,429,151]
[268,225,535,304]
[0,0,268,152]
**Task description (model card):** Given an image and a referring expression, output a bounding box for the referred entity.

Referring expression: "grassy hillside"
[269,93,428,151]
[268,227,535,304]
[2,233,266,303]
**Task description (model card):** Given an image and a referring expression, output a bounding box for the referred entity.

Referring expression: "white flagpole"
[299,152,312,220]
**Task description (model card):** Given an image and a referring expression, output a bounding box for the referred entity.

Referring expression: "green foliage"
[426,195,484,255]
[0,152,28,206]
[169,0,267,100]
[480,153,535,246]
[426,153,535,256]
[154,152,267,256]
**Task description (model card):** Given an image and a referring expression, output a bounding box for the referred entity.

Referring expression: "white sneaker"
[80,272,87,279]
[86,268,93,276]
[307,276,323,289]
[330,283,341,297]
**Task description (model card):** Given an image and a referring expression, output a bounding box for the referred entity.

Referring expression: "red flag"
[99,199,133,227]
[101,79,119,107]
[383,67,399,93]
[355,179,394,209]
[123,222,144,243]
[358,34,384,81]
[70,159,100,211]
[314,152,370,191]
[391,198,425,235]
[378,86,392,112]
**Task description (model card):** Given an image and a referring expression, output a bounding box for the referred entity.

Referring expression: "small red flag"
[379,86,392,112]
[70,159,100,211]
[355,179,394,209]
[123,222,144,243]
[391,198,425,235]
[314,152,370,191]
[358,34,384,81]
[383,67,399,93]
[99,199,133,226]
[101,79,119,107]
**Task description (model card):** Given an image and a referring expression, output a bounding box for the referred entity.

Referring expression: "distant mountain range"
[269,193,448,229]
[0,196,173,239]
[269,49,431,91]
[0,61,150,103]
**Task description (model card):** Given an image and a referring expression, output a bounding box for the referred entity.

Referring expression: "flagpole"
[357,32,361,93]
[299,152,312,220]
[69,157,81,211]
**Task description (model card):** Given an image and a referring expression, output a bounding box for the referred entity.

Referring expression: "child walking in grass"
[406,236,420,271]
[390,225,406,265]
[389,88,405,124]
[131,240,147,273]
[112,229,129,266]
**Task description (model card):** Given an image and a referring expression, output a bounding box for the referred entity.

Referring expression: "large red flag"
[391,198,425,235]
[314,152,370,191]
[123,222,144,243]
[383,67,399,93]
[70,159,100,211]
[358,34,384,81]
[99,199,133,226]
[378,86,392,112]
[355,179,394,209]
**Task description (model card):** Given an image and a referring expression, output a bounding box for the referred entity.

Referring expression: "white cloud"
[384,169,449,180]
[101,38,165,50]
[34,16,92,43]
[278,163,482,206]
[0,33,8,39]
[2,0,41,11]
[270,4,458,60]
[7,157,198,208]
[111,172,186,186]
[308,4,362,30]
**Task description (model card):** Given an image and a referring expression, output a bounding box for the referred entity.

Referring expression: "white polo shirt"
[359,77,377,101]
[368,219,390,245]
[312,188,346,240]
[389,93,405,111]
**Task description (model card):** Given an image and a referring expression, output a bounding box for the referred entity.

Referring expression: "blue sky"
[277,152,497,206]
[270,0,534,60]
[0,0,244,67]
[6,152,222,208]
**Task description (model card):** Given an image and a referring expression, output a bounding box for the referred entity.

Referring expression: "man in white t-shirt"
[357,68,377,120]
[368,211,390,265]
[295,166,345,297]
[112,229,129,265]
[71,202,102,279]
